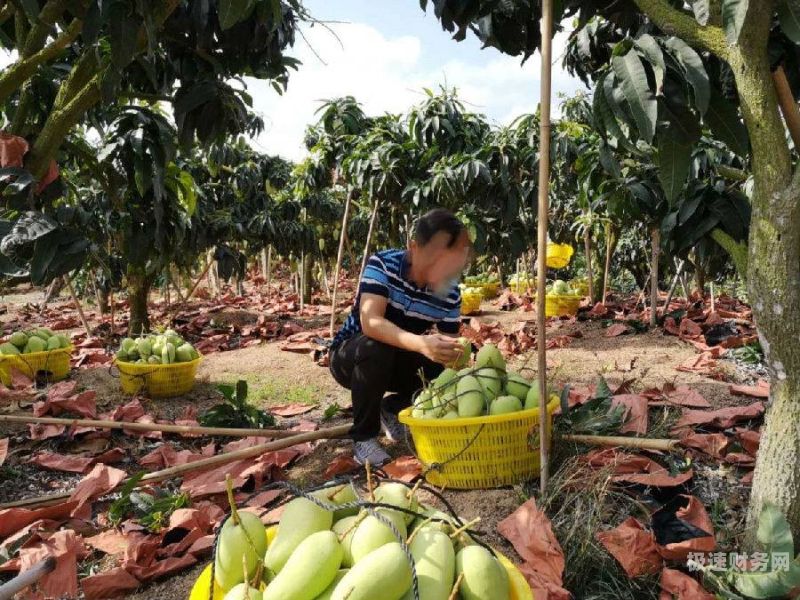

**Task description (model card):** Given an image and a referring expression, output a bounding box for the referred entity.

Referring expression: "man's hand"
[416,334,462,365]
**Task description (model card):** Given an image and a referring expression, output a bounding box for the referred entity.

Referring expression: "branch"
[21,0,69,57]
[0,18,82,104]
[119,92,175,104]
[716,164,749,182]
[710,228,748,278]
[0,4,15,27]
[631,0,729,59]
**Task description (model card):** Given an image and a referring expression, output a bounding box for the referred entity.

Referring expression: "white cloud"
[248,22,585,161]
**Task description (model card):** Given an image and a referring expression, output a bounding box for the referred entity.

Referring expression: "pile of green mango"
[115,328,199,365]
[411,343,557,419]
[462,274,499,286]
[546,279,581,296]
[0,328,70,356]
[214,479,513,600]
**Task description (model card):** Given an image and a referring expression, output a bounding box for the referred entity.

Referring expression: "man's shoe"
[380,407,408,443]
[353,438,391,466]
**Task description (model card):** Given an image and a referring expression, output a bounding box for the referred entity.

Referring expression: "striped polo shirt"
[331,249,462,349]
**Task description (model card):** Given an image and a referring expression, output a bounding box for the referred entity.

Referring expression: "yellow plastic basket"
[508,278,536,294]
[546,243,574,269]
[480,282,500,299]
[115,356,201,398]
[545,294,582,317]
[398,397,559,489]
[461,292,482,315]
[0,346,72,386]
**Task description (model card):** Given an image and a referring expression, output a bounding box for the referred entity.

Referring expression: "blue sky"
[248,0,586,160]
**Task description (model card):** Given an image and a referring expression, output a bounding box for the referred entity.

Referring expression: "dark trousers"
[330,334,443,441]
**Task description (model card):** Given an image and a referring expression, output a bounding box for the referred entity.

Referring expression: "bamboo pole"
[663,259,685,311]
[710,282,716,313]
[0,557,56,600]
[109,290,115,334]
[359,198,381,280]
[0,414,347,439]
[185,259,214,304]
[561,434,680,452]
[0,424,352,510]
[266,246,273,298]
[536,0,554,493]
[64,275,92,338]
[650,226,660,327]
[330,191,354,338]
[773,66,800,151]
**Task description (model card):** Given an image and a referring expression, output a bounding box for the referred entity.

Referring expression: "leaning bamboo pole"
[650,225,660,327]
[773,66,800,150]
[0,557,56,600]
[64,274,92,338]
[359,198,381,280]
[329,190,354,338]
[536,0,554,493]
[0,414,347,439]
[0,424,352,510]
[561,434,680,452]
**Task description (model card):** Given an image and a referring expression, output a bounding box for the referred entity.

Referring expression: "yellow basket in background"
[545,294,582,317]
[480,282,500,299]
[398,397,559,489]
[0,346,72,386]
[116,356,201,398]
[546,243,574,269]
[508,277,536,294]
[461,291,482,315]
[570,279,590,296]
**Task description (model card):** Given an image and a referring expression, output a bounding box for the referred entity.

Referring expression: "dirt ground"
[0,289,759,598]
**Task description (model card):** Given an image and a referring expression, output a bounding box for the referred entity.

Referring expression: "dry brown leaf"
[596,517,663,578]
[81,566,141,599]
[659,567,715,600]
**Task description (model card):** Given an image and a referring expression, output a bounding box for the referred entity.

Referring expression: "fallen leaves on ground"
[497,498,570,599]
[69,464,127,515]
[584,448,694,487]
[596,517,662,577]
[324,454,360,478]
[672,401,765,431]
[269,403,316,417]
[13,529,87,599]
[659,568,715,600]
[729,379,770,398]
[381,456,422,482]
[652,496,716,560]
[605,323,630,337]
[611,394,649,435]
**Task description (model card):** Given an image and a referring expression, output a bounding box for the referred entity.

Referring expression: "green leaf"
[612,51,657,144]
[235,379,248,403]
[634,34,665,92]
[108,2,139,69]
[17,0,39,21]
[757,503,794,556]
[657,132,693,204]
[664,37,710,115]
[690,0,710,25]
[658,97,702,145]
[722,0,749,43]
[704,88,749,156]
[733,569,791,599]
[219,0,256,30]
[778,0,800,43]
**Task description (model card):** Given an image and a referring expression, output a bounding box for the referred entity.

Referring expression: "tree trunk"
[650,225,660,327]
[302,253,312,305]
[694,264,706,297]
[98,287,110,315]
[725,5,800,542]
[127,266,152,335]
[584,225,594,302]
[601,224,617,304]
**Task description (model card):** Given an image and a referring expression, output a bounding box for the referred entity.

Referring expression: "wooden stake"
[0,424,351,510]
[561,434,680,452]
[359,198,380,280]
[650,225,660,327]
[536,0,554,493]
[266,246,273,298]
[773,65,800,151]
[330,190,354,338]
[64,274,92,338]
[0,414,347,439]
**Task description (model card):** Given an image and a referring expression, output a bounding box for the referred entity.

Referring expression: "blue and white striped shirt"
[331,249,462,349]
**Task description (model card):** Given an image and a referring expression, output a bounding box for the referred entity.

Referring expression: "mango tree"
[420,0,800,540]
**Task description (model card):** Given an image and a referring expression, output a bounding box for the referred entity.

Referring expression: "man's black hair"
[413,208,465,248]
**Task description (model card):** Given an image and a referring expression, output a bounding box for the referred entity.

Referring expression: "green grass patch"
[217,373,323,407]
